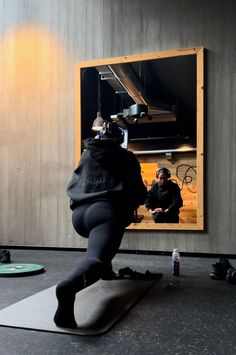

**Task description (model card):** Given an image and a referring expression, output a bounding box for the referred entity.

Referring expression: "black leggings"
[54,201,127,328]
[70,201,126,284]
[152,211,179,223]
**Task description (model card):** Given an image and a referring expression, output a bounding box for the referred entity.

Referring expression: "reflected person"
[54,121,147,328]
[145,167,183,223]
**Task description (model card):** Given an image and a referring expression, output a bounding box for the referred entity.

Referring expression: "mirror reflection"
[75,47,204,230]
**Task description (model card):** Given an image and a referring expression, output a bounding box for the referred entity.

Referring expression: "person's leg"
[54,202,125,328]
[73,201,125,277]
[54,257,102,328]
[84,206,125,262]
[166,213,179,223]
[152,212,166,223]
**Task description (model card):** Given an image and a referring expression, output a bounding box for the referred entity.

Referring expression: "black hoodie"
[67,138,147,216]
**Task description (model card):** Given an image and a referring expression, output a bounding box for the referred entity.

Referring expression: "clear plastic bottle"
[172,249,180,276]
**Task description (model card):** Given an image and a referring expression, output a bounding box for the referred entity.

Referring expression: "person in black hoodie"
[54,121,147,329]
[145,167,183,223]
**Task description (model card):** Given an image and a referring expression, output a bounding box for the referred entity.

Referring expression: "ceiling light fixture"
[92,73,104,131]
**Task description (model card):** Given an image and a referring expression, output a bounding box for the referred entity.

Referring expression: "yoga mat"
[0,275,162,335]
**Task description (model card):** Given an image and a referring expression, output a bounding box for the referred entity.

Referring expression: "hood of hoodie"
[84,138,126,170]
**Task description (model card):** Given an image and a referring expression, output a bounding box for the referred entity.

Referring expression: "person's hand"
[156,208,164,214]
[149,208,164,214]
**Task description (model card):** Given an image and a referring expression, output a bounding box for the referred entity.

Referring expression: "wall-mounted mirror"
[75,47,204,230]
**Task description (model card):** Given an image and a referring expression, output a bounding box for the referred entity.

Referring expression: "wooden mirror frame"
[75,47,204,231]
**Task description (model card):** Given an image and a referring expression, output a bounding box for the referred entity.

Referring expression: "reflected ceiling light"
[92,111,104,131]
[92,73,104,131]
[177,145,196,152]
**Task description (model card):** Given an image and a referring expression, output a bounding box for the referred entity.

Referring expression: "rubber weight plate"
[0,263,45,277]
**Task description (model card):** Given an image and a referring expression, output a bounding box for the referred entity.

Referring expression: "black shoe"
[117,267,159,280]
[0,249,11,263]
[101,270,117,280]
[210,258,233,280]
[226,267,236,284]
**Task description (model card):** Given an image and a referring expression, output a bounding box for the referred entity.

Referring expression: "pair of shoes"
[226,267,236,284]
[117,267,158,280]
[0,249,11,263]
[210,258,233,280]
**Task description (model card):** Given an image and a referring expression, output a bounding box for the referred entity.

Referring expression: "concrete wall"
[0,0,236,254]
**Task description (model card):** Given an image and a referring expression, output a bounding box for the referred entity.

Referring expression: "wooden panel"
[7,93,26,245]
[103,0,123,57]
[196,47,204,229]
[0,94,9,245]
[39,92,59,246]
[224,3,236,72]
[24,92,41,246]
[201,1,229,74]
[229,74,236,250]
[159,0,202,49]
[0,0,236,254]
[57,89,75,248]
[207,73,231,252]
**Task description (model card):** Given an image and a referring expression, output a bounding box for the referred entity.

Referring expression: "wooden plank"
[39,92,59,246]
[75,64,81,164]
[196,47,204,230]
[224,2,236,72]
[57,89,75,247]
[0,94,9,244]
[158,0,202,50]
[207,72,231,251]
[103,0,123,57]
[7,93,26,245]
[229,73,236,250]
[24,92,41,246]
[75,47,203,68]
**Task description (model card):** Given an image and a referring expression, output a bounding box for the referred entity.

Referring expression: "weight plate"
[0,263,45,277]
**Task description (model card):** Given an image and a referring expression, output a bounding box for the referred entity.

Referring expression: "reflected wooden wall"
[1,0,236,254]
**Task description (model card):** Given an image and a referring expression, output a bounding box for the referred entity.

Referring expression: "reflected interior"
[76,48,204,230]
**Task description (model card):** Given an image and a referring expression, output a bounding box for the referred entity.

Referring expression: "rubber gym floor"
[0,249,236,355]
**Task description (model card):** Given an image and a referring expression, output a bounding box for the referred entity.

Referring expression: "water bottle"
[172,249,180,276]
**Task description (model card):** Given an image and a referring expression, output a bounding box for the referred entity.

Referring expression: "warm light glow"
[0,26,67,92]
[176,145,195,152]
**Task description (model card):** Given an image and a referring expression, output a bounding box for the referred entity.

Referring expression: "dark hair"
[156,167,171,179]
[99,121,124,145]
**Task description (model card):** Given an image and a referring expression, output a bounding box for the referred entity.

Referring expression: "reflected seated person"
[145,167,183,223]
